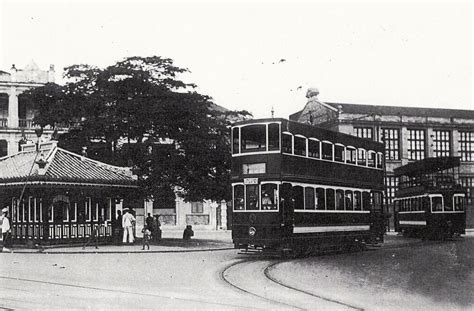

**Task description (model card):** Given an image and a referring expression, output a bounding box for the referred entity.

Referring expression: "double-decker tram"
[231,118,386,256]
[393,157,466,240]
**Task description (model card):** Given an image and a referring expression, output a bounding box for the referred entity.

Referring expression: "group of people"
[112,210,162,250]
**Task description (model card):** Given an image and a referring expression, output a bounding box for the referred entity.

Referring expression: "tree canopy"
[22,56,251,202]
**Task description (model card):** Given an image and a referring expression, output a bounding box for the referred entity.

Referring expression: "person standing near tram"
[122,209,136,244]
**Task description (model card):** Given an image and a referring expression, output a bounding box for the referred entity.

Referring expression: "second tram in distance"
[393,157,466,240]
[231,118,386,256]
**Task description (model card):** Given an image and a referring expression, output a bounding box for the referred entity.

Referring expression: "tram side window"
[334,145,345,163]
[362,192,370,211]
[454,195,465,211]
[241,125,266,153]
[336,190,344,210]
[294,136,307,156]
[316,188,326,210]
[372,191,383,212]
[377,153,383,169]
[422,197,430,211]
[322,142,333,160]
[444,195,453,211]
[431,196,443,212]
[261,183,278,210]
[326,189,335,210]
[232,127,239,154]
[345,190,353,210]
[268,123,280,151]
[308,139,320,158]
[233,185,245,210]
[354,191,362,210]
[282,133,293,154]
[346,147,356,164]
[293,186,304,210]
[246,184,259,210]
[358,149,367,166]
[305,187,315,210]
[368,151,376,167]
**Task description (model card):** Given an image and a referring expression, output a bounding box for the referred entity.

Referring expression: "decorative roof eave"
[0,180,139,189]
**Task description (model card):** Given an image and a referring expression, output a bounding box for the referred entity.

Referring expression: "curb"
[2,246,235,255]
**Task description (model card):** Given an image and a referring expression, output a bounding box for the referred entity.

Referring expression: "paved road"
[0,234,472,310]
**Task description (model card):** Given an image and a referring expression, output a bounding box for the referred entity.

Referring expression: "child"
[142,225,151,250]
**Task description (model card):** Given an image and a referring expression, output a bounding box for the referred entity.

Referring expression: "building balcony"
[19,118,34,128]
[0,118,7,128]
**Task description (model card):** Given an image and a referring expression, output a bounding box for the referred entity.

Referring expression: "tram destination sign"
[244,178,258,185]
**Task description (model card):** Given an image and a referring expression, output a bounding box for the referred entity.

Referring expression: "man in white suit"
[122,209,136,244]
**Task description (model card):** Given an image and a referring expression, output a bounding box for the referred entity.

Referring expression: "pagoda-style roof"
[394,157,461,177]
[0,142,137,188]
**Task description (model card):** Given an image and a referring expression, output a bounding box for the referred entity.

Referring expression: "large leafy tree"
[22,56,251,202]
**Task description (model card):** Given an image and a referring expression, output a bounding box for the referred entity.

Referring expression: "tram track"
[220,258,362,310]
[0,275,262,310]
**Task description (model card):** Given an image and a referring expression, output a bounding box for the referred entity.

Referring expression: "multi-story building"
[290,88,474,228]
[0,61,56,157]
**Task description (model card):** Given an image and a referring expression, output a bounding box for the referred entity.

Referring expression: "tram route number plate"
[244,178,258,185]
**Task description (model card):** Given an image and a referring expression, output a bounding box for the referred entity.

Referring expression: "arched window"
[316,188,325,210]
[261,183,278,210]
[357,148,367,166]
[282,132,293,154]
[304,187,315,210]
[233,185,245,210]
[368,151,376,167]
[345,190,353,210]
[346,146,356,164]
[326,189,335,210]
[294,135,307,156]
[336,189,345,210]
[334,144,345,162]
[322,141,333,160]
[293,186,304,210]
[308,138,320,158]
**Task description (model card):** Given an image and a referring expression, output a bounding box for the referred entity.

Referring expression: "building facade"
[0,61,56,157]
[290,89,474,228]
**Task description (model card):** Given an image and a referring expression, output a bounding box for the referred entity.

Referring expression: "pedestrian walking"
[113,210,123,245]
[183,225,194,240]
[146,213,153,231]
[83,216,104,249]
[141,225,151,250]
[152,215,161,241]
[122,209,136,244]
[1,207,12,252]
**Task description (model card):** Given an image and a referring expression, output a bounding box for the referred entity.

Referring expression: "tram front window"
[431,196,443,212]
[246,184,259,210]
[261,183,278,210]
[268,123,280,151]
[241,125,266,153]
[233,185,245,210]
[232,127,239,154]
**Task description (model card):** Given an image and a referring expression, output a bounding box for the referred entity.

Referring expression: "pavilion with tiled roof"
[0,140,139,244]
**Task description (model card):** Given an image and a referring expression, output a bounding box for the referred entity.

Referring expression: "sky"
[0,0,472,118]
